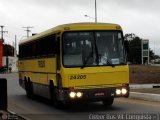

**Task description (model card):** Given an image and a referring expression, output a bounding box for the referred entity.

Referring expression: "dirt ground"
[129,65,160,84]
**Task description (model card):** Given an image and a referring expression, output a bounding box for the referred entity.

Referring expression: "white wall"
[3,56,18,72]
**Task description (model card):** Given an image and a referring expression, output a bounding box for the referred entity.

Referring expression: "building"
[0,39,18,72]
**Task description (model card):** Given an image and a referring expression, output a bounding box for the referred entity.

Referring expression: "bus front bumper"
[57,87,129,102]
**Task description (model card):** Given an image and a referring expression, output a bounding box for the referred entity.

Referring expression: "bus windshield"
[62,31,126,67]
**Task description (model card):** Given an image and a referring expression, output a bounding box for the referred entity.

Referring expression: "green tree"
[125,33,155,64]
[128,37,142,64]
[149,50,155,60]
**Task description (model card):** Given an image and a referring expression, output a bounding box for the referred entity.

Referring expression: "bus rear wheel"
[25,79,34,98]
[102,97,114,106]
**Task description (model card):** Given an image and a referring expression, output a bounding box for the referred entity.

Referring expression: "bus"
[18,22,129,107]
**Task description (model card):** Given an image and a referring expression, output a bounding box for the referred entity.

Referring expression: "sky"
[0,0,160,55]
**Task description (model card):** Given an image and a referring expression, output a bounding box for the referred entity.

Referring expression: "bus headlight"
[121,88,127,95]
[116,89,121,95]
[76,92,83,98]
[69,92,76,98]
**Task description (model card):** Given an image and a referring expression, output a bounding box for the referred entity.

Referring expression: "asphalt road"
[0,73,160,120]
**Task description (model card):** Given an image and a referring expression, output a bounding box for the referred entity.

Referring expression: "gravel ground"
[129,65,160,84]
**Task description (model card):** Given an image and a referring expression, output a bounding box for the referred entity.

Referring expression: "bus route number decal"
[69,75,86,80]
[38,60,45,68]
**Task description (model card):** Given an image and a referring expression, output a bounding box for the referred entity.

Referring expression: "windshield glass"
[62,31,126,67]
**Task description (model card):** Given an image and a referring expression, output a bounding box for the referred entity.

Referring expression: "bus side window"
[47,35,56,56]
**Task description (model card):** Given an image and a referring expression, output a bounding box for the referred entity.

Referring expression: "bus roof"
[19,22,122,45]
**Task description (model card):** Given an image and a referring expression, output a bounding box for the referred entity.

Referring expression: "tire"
[49,81,63,108]
[25,79,34,99]
[102,97,114,106]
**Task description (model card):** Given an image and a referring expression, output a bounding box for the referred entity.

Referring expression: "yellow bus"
[18,23,129,107]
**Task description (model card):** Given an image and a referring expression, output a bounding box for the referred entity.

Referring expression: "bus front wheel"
[102,97,114,106]
[49,81,63,108]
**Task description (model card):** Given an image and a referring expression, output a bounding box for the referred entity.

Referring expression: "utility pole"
[0,26,8,41]
[22,26,34,38]
[84,0,98,23]
[95,0,97,23]
[14,35,17,57]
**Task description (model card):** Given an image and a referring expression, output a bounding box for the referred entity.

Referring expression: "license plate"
[94,92,105,96]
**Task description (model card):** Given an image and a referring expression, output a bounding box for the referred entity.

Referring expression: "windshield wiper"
[81,41,94,69]
[107,60,115,68]
[94,32,99,66]
[81,51,93,69]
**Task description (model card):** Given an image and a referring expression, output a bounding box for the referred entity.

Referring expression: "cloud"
[107,0,160,13]
[0,0,160,55]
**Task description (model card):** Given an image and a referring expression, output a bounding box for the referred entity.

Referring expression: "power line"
[22,26,34,38]
[0,25,8,41]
